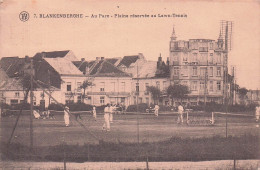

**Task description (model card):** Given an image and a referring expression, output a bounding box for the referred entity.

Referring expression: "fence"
[1,109,259,168]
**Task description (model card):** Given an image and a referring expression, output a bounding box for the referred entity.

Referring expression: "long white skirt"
[64,112,70,126]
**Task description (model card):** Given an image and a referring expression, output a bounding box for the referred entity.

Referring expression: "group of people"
[33,109,55,119]
[102,103,118,131]
[63,105,97,127]
[62,103,260,128]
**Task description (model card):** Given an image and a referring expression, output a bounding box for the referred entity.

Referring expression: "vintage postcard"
[0,0,259,169]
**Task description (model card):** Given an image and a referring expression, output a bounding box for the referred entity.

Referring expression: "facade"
[74,57,132,106]
[169,26,228,105]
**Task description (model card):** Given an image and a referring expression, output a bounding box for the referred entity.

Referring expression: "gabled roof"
[34,50,70,59]
[0,57,28,77]
[72,60,89,73]
[118,55,139,67]
[88,60,130,77]
[0,79,23,91]
[135,61,157,78]
[44,58,83,75]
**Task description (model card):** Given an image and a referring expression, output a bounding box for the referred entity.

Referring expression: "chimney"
[101,57,105,60]
[84,66,89,75]
[25,55,30,63]
[81,58,85,61]
[41,52,46,58]
[157,53,162,68]
[96,57,101,61]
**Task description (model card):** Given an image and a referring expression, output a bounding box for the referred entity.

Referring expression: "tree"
[238,87,248,105]
[147,86,161,104]
[167,84,189,105]
[80,80,94,103]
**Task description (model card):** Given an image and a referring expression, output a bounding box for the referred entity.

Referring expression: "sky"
[0,0,259,90]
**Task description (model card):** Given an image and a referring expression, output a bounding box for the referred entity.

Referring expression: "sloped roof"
[106,58,118,65]
[72,60,88,73]
[118,55,139,67]
[134,61,157,78]
[44,58,83,75]
[0,57,27,77]
[89,60,130,77]
[0,77,23,91]
[34,50,70,59]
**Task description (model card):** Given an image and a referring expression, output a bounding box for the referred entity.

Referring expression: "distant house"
[74,57,132,106]
[246,90,260,105]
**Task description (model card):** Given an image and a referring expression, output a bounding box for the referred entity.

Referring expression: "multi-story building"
[169,26,228,105]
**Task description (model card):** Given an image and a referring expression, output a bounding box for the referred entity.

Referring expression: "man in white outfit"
[154,104,159,117]
[103,104,110,131]
[178,103,184,124]
[110,104,115,123]
[64,106,70,127]
[256,105,260,122]
[92,106,97,121]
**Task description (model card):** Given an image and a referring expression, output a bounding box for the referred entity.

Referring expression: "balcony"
[87,91,130,96]
[199,47,208,52]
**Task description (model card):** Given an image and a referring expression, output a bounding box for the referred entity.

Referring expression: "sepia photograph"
[0,0,259,169]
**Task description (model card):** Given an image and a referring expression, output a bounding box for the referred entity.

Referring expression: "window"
[133,96,136,105]
[100,96,105,104]
[67,82,71,92]
[182,66,188,76]
[173,53,178,61]
[217,53,221,64]
[120,82,125,92]
[200,53,207,62]
[192,53,198,62]
[192,42,198,49]
[163,81,167,90]
[217,67,221,76]
[156,81,160,90]
[209,53,214,64]
[111,82,115,92]
[191,81,198,91]
[200,82,205,90]
[77,96,81,103]
[136,83,139,92]
[121,97,125,103]
[200,68,206,77]
[15,92,19,97]
[138,97,142,104]
[145,83,149,94]
[100,82,105,92]
[77,82,82,92]
[209,43,213,50]
[209,81,213,91]
[183,54,188,61]
[182,81,188,86]
[146,97,149,105]
[217,81,221,91]
[192,67,198,76]
[10,99,18,105]
[174,67,179,76]
[209,67,213,76]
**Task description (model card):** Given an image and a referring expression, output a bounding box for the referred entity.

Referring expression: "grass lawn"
[1,111,259,146]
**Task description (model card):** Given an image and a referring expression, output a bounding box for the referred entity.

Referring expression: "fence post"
[146,157,149,170]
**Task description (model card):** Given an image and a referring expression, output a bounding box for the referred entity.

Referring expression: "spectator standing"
[256,105,260,122]
[92,106,97,121]
[178,103,184,124]
[154,104,160,117]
